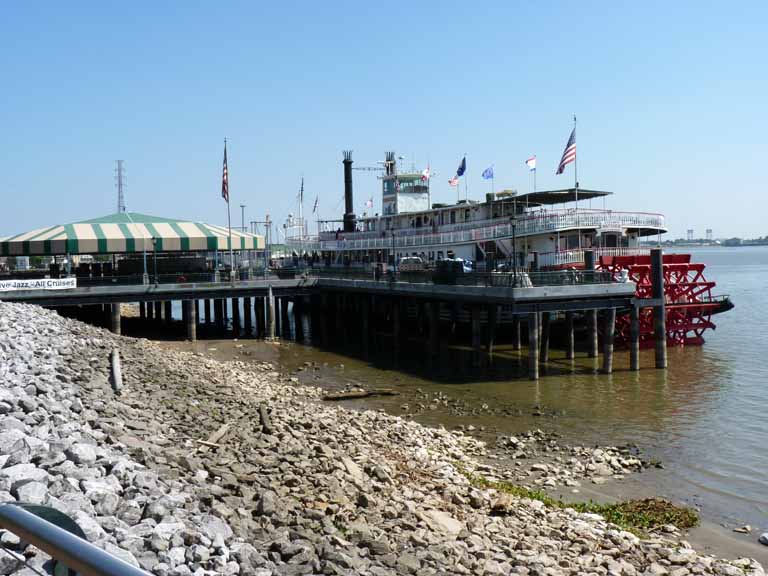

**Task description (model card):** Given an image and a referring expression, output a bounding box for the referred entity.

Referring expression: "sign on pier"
[0,278,77,292]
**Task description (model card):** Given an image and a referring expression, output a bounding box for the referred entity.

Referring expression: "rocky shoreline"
[0,301,764,575]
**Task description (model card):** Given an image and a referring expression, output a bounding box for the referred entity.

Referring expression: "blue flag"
[456,156,466,177]
[482,166,494,180]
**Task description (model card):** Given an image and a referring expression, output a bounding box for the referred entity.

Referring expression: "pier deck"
[1,255,665,380]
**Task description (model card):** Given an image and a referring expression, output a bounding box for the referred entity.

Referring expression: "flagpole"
[573,115,581,250]
[464,153,468,201]
[573,114,578,206]
[534,167,537,193]
[225,139,235,284]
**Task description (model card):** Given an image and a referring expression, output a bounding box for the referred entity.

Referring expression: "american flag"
[525,155,537,171]
[556,128,576,175]
[221,140,229,202]
[448,176,459,186]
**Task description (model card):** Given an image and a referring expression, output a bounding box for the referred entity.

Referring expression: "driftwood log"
[110,349,123,394]
[322,389,398,401]
[259,403,273,434]
[198,423,230,453]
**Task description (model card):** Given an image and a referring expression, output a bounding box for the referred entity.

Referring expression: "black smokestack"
[343,150,355,232]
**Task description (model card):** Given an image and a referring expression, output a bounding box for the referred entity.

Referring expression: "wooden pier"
[1,250,669,380]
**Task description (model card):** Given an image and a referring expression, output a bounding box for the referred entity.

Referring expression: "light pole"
[510,217,518,287]
[142,243,148,285]
[391,230,396,273]
[151,237,158,286]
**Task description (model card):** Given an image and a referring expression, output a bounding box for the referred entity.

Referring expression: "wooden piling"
[584,250,599,359]
[274,297,282,336]
[164,301,172,325]
[512,316,521,350]
[319,293,329,347]
[231,298,241,336]
[194,300,200,329]
[587,309,598,358]
[565,311,575,359]
[471,304,482,368]
[335,294,346,346]
[281,297,290,339]
[630,304,640,371]
[651,248,667,369]
[139,302,146,319]
[109,303,121,335]
[267,286,275,340]
[528,311,539,380]
[255,297,265,338]
[392,298,400,366]
[486,304,498,357]
[243,297,252,336]
[204,299,211,325]
[429,301,440,368]
[294,298,305,343]
[185,300,197,342]
[360,295,369,359]
[540,311,551,364]
[154,301,162,322]
[602,308,616,374]
[214,299,224,331]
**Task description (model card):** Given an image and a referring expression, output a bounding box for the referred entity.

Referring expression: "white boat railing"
[289,211,665,253]
[536,247,651,268]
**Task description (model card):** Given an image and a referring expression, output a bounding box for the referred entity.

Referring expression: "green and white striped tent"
[0,213,264,256]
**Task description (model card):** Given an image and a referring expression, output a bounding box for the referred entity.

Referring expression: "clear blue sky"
[1,1,765,239]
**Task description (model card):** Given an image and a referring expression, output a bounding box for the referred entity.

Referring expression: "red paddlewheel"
[598,254,718,347]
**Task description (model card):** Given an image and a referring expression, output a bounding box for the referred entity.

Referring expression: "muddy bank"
[164,337,768,565]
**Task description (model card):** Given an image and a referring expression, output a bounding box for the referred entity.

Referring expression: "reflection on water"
[272,246,768,528]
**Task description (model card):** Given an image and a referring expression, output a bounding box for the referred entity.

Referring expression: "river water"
[253,246,767,533]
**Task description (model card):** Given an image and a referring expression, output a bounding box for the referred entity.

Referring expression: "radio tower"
[115,160,127,213]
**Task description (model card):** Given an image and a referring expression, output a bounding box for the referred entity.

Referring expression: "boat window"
[450,212,456,224]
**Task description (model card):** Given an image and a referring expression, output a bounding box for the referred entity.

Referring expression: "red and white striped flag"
[221,140,229,203]
[525,155,537,171]
[556,128,576,175]
[448,176,459,186]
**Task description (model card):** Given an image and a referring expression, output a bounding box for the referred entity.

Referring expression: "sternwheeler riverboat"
[284,152,732,346]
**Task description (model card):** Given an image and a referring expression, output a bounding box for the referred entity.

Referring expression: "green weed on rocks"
[462,469,698,536]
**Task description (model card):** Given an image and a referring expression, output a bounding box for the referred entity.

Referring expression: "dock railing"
[307,267,615,288]
[0,504,150,576]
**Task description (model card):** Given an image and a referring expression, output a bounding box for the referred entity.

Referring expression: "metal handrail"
[536,247,651,268]
[308,267,615,288]
[0,505,150,576]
